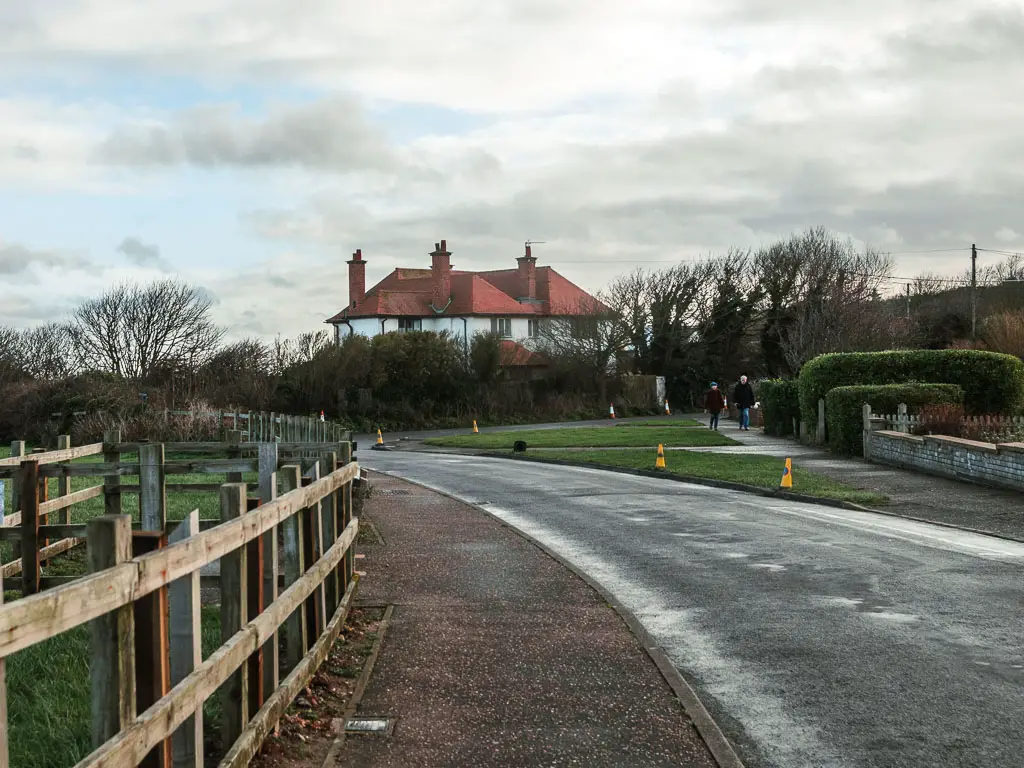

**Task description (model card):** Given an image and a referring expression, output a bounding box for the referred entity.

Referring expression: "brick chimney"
[348,248,365,307]
[431,239,452,308]
[516,242,537,300]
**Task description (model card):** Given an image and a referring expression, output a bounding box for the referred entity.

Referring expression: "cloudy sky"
[1,1,1022,339]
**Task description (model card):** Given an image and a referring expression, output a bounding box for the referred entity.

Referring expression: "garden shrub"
[799,349,1024,436]
[825,383,964,455]
[759,379,801,436]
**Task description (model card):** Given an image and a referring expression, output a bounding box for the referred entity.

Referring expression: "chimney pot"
[441,239,447,252]
[348,248,367,306]
[431,239,452,308]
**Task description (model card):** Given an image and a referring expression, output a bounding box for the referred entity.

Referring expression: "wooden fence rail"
[0,447,359,767]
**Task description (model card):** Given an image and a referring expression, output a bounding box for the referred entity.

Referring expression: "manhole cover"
[345,716,395,735]
[377,489,411,496]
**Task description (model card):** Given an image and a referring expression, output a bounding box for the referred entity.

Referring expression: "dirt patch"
[250,605,385,768]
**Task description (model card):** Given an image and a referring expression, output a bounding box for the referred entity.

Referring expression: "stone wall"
[865,429,1024,492]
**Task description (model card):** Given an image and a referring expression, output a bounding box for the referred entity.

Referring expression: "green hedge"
[759,379,800,436]
[825,383,964,455]
[799,350,1024,435]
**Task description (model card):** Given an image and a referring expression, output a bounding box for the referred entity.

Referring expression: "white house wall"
[335,316,540,345]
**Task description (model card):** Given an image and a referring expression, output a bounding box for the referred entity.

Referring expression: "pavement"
[362,451,1024,768]
[694,416,1024,541]
[336,470,720,768]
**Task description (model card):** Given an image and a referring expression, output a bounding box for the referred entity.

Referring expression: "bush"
[799,349,1024,435]
[759,379,800,436]
[825,383,964,455]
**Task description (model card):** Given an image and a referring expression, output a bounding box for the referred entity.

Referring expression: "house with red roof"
[326,240,607,366]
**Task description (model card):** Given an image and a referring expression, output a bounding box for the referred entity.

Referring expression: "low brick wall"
[866,429,1024,492]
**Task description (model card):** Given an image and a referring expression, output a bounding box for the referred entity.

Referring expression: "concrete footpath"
[694,415,1024,541]
[334,472,721,768]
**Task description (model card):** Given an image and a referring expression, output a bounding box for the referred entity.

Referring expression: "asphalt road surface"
[363,451,1024,768]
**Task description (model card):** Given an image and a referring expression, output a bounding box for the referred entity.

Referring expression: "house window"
[398,318,422,331]
[491,317,512,338]
[528,318,540,338]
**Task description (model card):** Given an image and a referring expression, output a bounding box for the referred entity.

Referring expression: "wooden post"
[269,412,276,442]
[816,398,827,445]
[300,462,326,649]
[319,452,339,613]
[88,514,136,748]
[57,435,72,525]
[9,441,25,563]
[168,512,203,768]
[279,465,305,674]
[36,456,50,554]
[103,430,122,518]
[898,403,908,434]
[132,532,171,768]
[258,443,279,699]
[341,442,354,587]
[19,460,40,596]
[225,430,243,485]
[244,497,264,717]
[139,444,167,533]
[220,483,249,749]
[247,411,253,442]
[0,570,7,768]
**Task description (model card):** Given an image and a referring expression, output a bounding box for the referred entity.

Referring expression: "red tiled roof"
[328,256,607,322]
[499,341,549,367]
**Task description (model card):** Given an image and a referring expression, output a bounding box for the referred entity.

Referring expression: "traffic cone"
[320,410,325,422]
[780,457,793,489]
[609,403,616,419]
[473,420,479,433]
[664,400,671,416]
[655,443,666,469]
[376,429,384,445]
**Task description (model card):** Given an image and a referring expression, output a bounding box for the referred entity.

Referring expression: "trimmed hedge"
[825,383,964,455]
[759,379,800,436]
[799,350,1024,435]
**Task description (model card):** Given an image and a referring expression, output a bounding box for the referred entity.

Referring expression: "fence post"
[0,570,7,768]
[56,435,72,525]
[897,403,908,434]
[103,430,122,518]
[279,465,305,674]
[816,399,827,445]
[220,483,249,750]
[302,462,326,649]
[258,443,279,700]
[168,511,203,768]
[132,531,171,768]
[139,444,167,533]
[19,460,40,596]
[269,412,276,442]
[340,442,354,588]
[88,514,136,748]
[862,404,873,458]
[225,430,243,485]
[319,451,339,613]
[9,441,25,561]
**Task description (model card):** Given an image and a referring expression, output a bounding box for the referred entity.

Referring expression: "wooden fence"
[0,431,360,767]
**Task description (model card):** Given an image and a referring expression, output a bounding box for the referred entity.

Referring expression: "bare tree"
[17,323,78,379]
[70,280,224,380]
[272,329,332,373]
[537,294,628,398]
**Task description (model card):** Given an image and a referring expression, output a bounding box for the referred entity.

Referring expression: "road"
[362,451,1024,768]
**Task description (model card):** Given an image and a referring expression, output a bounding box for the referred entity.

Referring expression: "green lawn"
[527,449,888,506]
[426,425,735,449]
[615,418,701,428]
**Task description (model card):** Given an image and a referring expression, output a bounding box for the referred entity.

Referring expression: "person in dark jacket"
[704,382,726,430]
[732,375,756,431]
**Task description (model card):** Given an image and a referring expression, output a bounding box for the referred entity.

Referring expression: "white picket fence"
[877,403,1024,435]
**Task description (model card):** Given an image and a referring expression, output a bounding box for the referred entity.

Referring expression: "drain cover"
[377,489,411,496]
[345,716,395,735]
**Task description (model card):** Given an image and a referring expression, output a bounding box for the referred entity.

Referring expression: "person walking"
[732,375,756,431]
[704,382,726,430]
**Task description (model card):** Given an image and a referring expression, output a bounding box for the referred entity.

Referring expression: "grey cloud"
[12,144,40,161]
[117,236,172,270]
[0,243,93,281]
[95,97,398,174]
[887,7,1024,70]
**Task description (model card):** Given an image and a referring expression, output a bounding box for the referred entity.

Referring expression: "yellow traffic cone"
[473,420,479,433]
[655,443,666,469]
[780,457,793,489]
[609,403,616,419]
[664,400,671,416]
[376,429,384,445]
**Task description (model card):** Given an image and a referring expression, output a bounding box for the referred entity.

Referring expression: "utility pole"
[905,282,911,320]
[971,243,978,341]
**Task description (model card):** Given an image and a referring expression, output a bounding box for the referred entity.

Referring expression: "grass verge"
[526,449,889,506]
[425,425,735,449]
